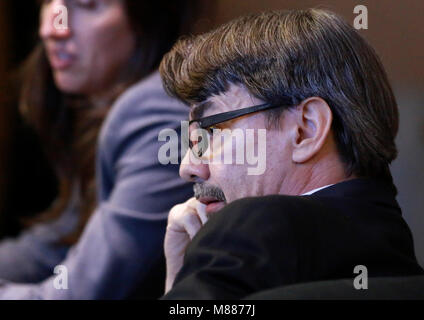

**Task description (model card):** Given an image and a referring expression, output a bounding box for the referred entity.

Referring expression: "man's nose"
[39,0,71,40]
[179,151,210,182]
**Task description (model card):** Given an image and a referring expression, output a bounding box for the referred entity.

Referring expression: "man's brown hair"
[160,9,399,181]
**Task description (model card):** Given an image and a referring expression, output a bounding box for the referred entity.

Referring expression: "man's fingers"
[196,202,208,225]
[185,197,199,210]
[187,197,208,226]
[168,197,211,239]
[181,211,202,240]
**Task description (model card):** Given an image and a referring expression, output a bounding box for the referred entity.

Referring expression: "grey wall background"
[392,89,424,267]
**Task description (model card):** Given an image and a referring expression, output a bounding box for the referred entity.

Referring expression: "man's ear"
[291,97,333,163]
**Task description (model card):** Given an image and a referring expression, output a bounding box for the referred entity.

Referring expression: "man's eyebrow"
[190,101,213,120]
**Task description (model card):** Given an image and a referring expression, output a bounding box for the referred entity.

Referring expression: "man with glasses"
[159,9,424,299]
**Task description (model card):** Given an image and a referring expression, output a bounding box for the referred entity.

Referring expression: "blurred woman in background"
[0,0,196,299]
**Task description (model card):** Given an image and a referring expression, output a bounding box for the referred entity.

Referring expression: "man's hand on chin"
[164,197,211,293]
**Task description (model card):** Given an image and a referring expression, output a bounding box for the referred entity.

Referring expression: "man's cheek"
[221,180,238,203]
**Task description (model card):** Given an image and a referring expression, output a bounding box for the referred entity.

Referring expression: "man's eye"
[206,126,218,134]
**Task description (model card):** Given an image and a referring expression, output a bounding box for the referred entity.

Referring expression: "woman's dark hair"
[19,0,199,244]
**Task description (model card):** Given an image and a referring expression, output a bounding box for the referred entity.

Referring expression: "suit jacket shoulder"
[164,179,423,299]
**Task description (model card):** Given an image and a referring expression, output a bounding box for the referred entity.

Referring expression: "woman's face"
[40,0,136,95]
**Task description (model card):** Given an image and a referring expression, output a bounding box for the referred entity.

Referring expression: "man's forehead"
[190,101,213,120]
[190,96,229,120]
[189,84,259,120]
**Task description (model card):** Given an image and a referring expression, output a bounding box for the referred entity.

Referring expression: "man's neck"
[278,157,356,196]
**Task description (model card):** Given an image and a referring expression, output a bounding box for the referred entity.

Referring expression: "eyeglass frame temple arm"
[190,103,290,128]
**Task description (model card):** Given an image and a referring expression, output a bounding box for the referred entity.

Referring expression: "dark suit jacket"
[243,275,424,299]
[163,178,424,299]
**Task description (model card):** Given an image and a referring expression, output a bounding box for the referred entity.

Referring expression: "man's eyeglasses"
[188,102,290,158]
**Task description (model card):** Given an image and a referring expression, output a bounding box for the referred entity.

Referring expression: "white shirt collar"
[301,183,335,196]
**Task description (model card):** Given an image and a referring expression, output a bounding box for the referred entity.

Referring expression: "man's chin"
[205,201,226,216]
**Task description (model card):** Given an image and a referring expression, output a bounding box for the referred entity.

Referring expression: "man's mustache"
[193,183,226,202]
